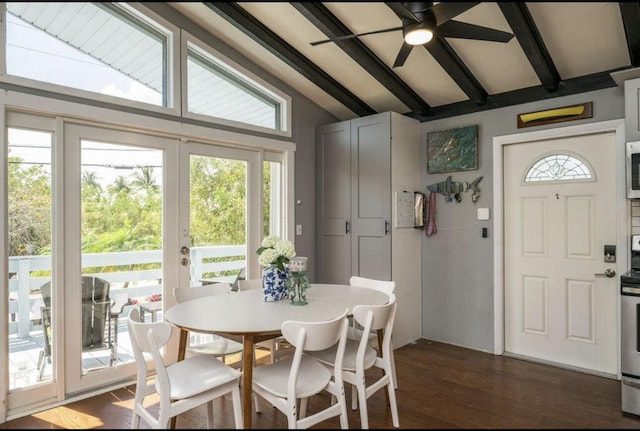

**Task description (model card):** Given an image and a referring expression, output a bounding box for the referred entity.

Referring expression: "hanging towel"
[426,191,437,237]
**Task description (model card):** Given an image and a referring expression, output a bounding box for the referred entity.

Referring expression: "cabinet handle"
[385,220,390,235]
[346,220,350,234]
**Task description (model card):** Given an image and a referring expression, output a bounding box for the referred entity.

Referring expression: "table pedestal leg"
[242,335,255,429]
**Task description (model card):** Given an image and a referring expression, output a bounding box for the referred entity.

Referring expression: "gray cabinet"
[316,111,423,348]
[316,111,417,284]
[625,77,640,142]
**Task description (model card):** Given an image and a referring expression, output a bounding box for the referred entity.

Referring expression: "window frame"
[0,2,181,117]
[181,31,292,138]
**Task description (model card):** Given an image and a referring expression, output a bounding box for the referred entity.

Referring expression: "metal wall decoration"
[427,125,478,173]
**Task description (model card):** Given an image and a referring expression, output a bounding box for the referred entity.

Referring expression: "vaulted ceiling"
[169,2,640,123]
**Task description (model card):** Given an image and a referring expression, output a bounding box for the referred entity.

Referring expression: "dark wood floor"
[2,339,640,429]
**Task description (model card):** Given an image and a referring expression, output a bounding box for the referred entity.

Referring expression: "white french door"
[177,141,262,290]
[63,123,178,394]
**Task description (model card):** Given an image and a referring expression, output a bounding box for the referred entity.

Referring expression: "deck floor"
[9,306,145,388]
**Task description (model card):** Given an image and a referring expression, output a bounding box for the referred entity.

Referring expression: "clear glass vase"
[286,270,309,305]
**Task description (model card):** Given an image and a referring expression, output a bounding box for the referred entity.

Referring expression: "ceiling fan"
[310,2,515,68]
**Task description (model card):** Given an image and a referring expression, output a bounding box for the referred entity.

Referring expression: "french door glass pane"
[7,127,53,388]
[189,155,247,286]
[80,141,163,373]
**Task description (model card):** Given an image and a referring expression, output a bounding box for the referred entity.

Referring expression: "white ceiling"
[169,2,636,122]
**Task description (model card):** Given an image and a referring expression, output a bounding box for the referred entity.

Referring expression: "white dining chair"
[348,275,398,389]
[237,278,292,363]
[305,294,399,429]
[251,309,350,429]
[127,308,243,429]
[172,283,243,367]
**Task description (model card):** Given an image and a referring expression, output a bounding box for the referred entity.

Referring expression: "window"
[524,153,593,182]
[184,35,291,136]
[5,2,169,107]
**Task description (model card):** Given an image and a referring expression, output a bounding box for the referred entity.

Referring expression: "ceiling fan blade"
[310,26,403,46]
[385,2,420,23]
[429,2,479,26]
[437,20,514,43]
[392,43,414,68]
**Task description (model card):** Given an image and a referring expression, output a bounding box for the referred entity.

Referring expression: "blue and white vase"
[262,265,288,302]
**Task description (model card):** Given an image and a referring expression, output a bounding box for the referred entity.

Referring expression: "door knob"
[594,268,616,278]
[180,246,190,256]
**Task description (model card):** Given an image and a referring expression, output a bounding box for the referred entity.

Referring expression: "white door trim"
[492,119,628,359]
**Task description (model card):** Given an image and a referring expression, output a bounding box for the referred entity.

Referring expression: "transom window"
[524,153,593,182]
[184,37,290,135]
[5,2,167,106]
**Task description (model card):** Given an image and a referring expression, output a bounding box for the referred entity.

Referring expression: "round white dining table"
[164,283,390,429]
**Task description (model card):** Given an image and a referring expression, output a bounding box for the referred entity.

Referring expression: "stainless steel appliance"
[621,234,640,415]
[626,141,640,199]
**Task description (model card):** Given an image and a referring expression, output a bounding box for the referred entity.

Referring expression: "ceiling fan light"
[404,22,433,45]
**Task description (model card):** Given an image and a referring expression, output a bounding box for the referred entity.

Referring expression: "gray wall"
[146,4,338,282]
[420,86,625,353]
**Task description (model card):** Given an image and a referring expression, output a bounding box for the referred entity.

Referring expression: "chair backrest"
[349,276,395,295]
[128,307,173,396]
[281,308,349,353]
[231,267,246,291]
[352,294,397,358]
[237,278,262,291]
[81,276,111,349]
[173,282,232,304]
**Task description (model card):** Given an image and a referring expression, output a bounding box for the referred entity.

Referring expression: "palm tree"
[110,175,130,193]
[82,170,102,191]
[131,166,159,192]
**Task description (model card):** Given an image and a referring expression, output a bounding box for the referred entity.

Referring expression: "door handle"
[594,268,616,278]
[181,257,189,267]
[345,220,350,234]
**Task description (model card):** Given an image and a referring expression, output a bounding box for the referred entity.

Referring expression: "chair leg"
[387,379,400,428]
[206,400,214,428]
[231,385,244,429]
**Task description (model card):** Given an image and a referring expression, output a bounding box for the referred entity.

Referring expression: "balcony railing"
[8,245,246,338]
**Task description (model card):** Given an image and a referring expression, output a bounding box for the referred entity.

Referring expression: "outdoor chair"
[127,308,243,429]
[37,275,117,381]
[251,309,350,429]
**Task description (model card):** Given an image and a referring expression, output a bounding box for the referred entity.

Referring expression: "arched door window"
[524,153,593,183]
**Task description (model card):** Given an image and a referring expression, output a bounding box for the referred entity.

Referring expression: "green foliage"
[9,154,250,259]
[8,155,51,255]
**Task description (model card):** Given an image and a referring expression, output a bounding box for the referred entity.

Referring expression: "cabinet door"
[626,77,640,142]
[317,121,352,284]
[351,113,391,280]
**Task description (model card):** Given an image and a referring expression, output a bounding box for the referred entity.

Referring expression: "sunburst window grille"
[524,154,592,182]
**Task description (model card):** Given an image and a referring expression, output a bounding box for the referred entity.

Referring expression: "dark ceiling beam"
[291,2,431,116]
[498,2,560,92]
[202,2,375,118]
[424,39,488,105]
[619,2,640,67]
[409,69,619,122]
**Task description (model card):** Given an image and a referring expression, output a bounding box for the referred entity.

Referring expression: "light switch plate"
[477,207,490,220]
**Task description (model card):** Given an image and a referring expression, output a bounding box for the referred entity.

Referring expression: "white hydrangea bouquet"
[256,235,296,271]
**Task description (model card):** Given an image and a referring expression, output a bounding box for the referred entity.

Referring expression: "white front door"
[503,131,618,375]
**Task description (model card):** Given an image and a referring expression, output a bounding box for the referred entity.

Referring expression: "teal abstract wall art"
[427,125,478,173]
